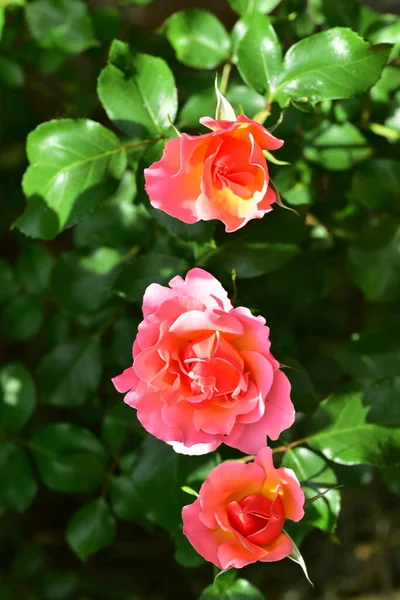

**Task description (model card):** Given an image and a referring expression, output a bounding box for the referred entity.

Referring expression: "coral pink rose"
[182,447,305,569]
[144,115,284,233]
[112,268,294,455]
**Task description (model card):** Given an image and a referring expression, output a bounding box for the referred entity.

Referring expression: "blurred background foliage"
[0,0,400,598]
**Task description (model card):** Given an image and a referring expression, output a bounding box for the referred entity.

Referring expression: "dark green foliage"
[1,0,399,598]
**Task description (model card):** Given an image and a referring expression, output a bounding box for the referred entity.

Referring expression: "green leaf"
[0,443,38,512]
[275,28,391,104]
[0,57,24,88]
[73,171,150,249]
[130,436,183,531]
[37,337,102,407]
[304,122,371,171]
[174,528,205,567]
[114,253,189,303]
[109,475,142,524]
[336,332,400,380]
[66,499,116,561]
[17,119,127,239]
[203,241,298,278]
[0,9,4,41]
[110,315,140,370]
[0,363,36,432]
[273,161,313,206]
[237,14,282,95]
[368,14,400,46]
[0,259,19,304]
[363,377,400,428]
[31,423,107,492]
[15,242,54,295]
[321,0,360,28]
[50,251,117,314]
[370,66,400,103]
[101,403,140,454]
[97,41,178,137]
[25,0,97,54]
[0,296,44,341]
[351,159,400,211]
[306,384,400,467]
[162,9,231,70]
[348,220,400,302]
[228,0,282,15]
[200,578,264,599]
[282,448,340,533]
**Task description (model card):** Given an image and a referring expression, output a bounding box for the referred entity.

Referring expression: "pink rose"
[112,268,294,455]
[182,447,305,569]
[144,115,283,233]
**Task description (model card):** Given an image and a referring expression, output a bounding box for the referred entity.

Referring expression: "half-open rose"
[182,447,305,569]
[144,115,283,232]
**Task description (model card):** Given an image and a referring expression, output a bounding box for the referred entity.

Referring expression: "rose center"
[181,333,247,403]
[227,493,285,546]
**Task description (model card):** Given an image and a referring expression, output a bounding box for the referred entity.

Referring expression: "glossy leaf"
[38,337,101,407]
[98,40,178,137]
[275,28,391,104]
[25,0,97,54]
[31,424,107,493]
[17,120,127,239]
[307,384,400,467]
[237,14,282,94]
[101,403,140,454]
[130,436,183,531]
[66,499,116,561]
[282,448,340,532]
[0,363,36,432]
[162,10,230,70]
[304,122,371,170]
[109,475,142,524]
[200,578,264,599]
[228,0,282,15]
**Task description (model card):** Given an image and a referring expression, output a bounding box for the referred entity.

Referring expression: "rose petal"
[170,310,243,339]
[169,440,221,455]
[169,268,233,311]
[112,366,138,393]
[182,500,230,569]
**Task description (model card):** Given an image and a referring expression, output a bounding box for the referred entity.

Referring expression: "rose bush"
[112,267,294,455]
[182,446,305,569]
[144,115,283,232]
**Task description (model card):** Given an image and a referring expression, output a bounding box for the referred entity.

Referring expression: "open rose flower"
[112,268,294,455]
[182,447,305,569]
[144,115,284,232]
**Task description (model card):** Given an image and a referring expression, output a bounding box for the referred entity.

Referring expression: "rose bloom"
[112,268,294,455]
[182,447,305,569]
[144,115,284,233]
